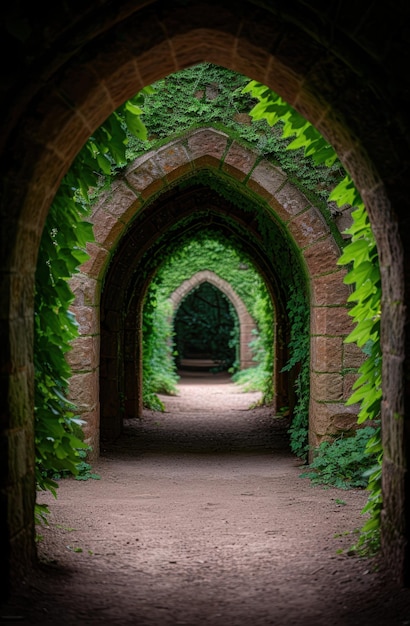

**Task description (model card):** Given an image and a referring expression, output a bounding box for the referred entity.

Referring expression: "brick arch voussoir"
[170,270,257,370]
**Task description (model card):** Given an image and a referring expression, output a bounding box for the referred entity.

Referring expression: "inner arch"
[100,179,307,443]
[170,270,258,371]
[174,281,238,372]
[73,129,355,456]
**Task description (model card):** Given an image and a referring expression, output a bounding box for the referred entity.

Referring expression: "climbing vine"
[35,89,151,520]
[280,285,310,459]
[125,64,344,211]
[243,80,382,553]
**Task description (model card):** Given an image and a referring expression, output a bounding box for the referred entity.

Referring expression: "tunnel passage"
[169,270,257,371]
[1,0,409,593]
[69,127,358,456]
[99,182,295,441]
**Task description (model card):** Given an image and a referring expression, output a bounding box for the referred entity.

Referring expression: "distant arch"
[169,270,258,370]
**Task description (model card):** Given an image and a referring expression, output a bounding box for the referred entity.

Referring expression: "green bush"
[300,426,378,489]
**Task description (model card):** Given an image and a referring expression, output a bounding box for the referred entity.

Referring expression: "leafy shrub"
[300,426,378,489]
[231,288,275,404]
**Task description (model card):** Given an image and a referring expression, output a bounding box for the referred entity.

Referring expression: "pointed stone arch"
[2,1,409,587]
[67,127,358,458]
[169,270,258,370]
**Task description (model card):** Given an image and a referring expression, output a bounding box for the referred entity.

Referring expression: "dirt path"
[2,372,410,625]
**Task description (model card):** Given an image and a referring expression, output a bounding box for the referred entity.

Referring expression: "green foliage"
[125,64,344,206]
[243,81,338,167]
[156,234,267,311]
[126,63,253,145]
[231,364,266,393]
[300,426,378,489]
[244,79,382,552]
[122,66,341,416]
[174,282,238,370]
[235,288,275,404]
[34,192,94,500]
[333,192,382,553]
[336,204,382,424]
[142,282,179,411]
[35,91,150,514]
[35,63,383,557]
[280,286,310,459]
[39,448,101,483]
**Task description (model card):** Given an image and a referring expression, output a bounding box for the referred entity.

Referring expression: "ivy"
[280,286,310,459]
[300,427,378,490]
[244,79,382,553]
[142,279,180,411]
[35,89,151,521]
[125,64,344,206]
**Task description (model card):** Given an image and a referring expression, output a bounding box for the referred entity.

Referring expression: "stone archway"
[169,270,258,371]
[68,128,357,457]
[1,0,409,591]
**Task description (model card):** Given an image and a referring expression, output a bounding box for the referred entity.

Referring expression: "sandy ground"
[2,371,410,625]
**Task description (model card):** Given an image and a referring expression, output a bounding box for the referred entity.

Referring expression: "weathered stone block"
[155,141,190,176]
[187,128,229,161]
[343,342,365,369]
[67,335,99,372]
[303,237,341,276]
[343,372,359,401]
[68,371,99,412]
[125,154,165,197]
[79,243,110,279]
[288,207,329,247]
[311,336,344,372]
[274,182,310,221]
[135,40,178,84]
[311,271,351,306]
[309,399,359,440]
[92,208,125,248]
[222,141,258,180]
[310,371,343,402]
[6,370,31,428]
[70,305,98,335]
[311,306,355,336]
[246,160,287,207]
[69,274,100,307]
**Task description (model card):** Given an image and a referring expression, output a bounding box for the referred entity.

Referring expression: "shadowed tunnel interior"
[100,180,304,442]
[105,374,292,457]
